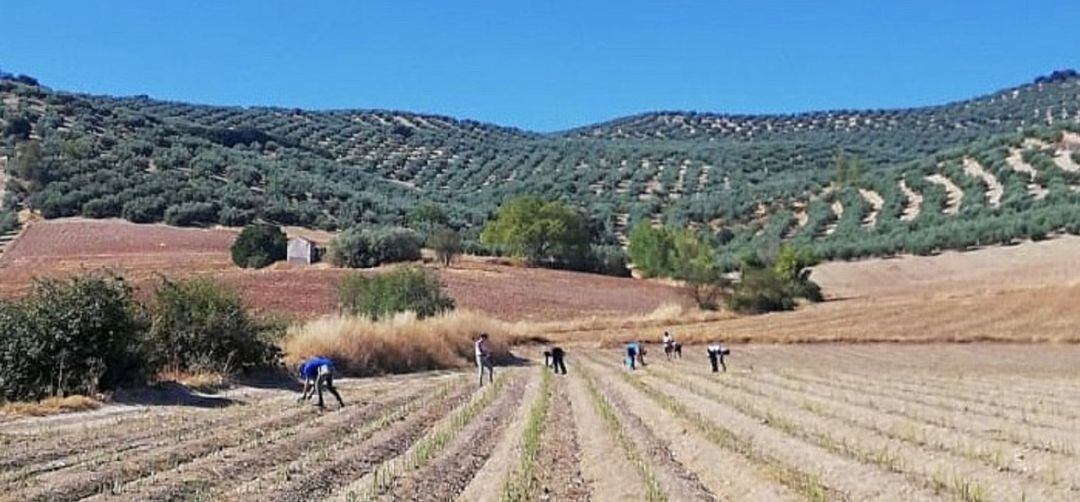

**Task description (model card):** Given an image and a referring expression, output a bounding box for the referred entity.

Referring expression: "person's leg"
[485,357,494,384]
[556,356,566,374]
[720,354,727,372]
[476,355,484,387]
[315,373,326,408]
[710,354,718,372]
[325,375,344,407]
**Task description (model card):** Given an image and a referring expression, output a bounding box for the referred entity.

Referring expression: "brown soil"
[0,218,688,321]
[532,376,590,501]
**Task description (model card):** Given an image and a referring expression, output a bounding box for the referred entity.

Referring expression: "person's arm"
[299,377,313,402]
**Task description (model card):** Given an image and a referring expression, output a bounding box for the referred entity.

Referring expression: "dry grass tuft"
[282,310,534,377]
[156,369,231,394]
[0,395,100,419]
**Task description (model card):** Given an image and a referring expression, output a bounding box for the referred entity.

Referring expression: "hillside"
[2,70,1080,264]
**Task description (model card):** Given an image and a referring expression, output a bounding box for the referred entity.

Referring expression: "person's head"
[480,332,489,341]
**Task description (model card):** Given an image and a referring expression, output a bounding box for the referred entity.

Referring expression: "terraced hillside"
[2,70,1080,263]
[3,345,1079,501]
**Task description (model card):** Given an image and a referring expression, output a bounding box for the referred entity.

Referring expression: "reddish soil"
[0,218,689,321]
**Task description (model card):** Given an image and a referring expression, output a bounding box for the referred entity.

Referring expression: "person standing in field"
[662,331,675,360]
[707,342,729,373]
[548,346,567,374]
[476,332,494,387]
[297,356,345,409]
[625,341,639,370]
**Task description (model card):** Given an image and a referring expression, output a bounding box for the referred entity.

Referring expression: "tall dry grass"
[0,395,100,420]
[282,310,535,377]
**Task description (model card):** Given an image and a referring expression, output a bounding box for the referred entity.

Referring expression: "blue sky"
[3,1,1078,131]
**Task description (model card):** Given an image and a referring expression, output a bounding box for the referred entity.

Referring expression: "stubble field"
[2,344,1078,501]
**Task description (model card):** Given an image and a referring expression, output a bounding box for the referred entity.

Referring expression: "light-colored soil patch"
[1006,148,1049,199]
[858,188,884,227]
[564,366,645,501]
[961,157,1003,206]
[824,200,843,235]
[898,179,922,221]
[924,174,963,214]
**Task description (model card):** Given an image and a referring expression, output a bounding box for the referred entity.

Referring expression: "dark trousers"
[551,354,567,374]
[316,374,345,407]
[708,353,726,373]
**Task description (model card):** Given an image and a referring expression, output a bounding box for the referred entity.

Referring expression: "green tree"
[480,195,589,265]
[338,266,454,320]
[231,223,287,269]
[428,227,462,267]
[626,222,673,277]
[328,227,422,268]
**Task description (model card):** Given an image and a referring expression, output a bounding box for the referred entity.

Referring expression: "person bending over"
[298,356,345,409]
[707,342,729,373]
[548,346,567,375]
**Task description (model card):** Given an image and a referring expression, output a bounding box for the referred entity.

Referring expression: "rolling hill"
[1,69,1079,266]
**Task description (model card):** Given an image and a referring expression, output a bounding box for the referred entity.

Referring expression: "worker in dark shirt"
[545,346,567,374]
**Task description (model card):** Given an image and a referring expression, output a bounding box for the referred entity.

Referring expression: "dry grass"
[155,369,231,394]
[282,310,533,377]
[0,395,100,419]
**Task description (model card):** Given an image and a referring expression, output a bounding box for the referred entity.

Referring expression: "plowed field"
[3,344,1078,501]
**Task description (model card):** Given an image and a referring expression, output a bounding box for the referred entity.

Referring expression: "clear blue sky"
[3,1,1078,131]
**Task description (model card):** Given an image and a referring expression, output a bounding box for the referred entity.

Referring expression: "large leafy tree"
[481,195,589,265]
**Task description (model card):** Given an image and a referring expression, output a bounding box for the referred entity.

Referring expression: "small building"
[287,237,318,265]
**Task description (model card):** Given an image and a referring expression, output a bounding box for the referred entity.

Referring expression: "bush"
[0,211,19,234]
[0,274,147,401]
[429,227,462,267]
[164,202,219,227]
[338,266,454,320]
[231,223,286,269]
[146,278,280,373]
[727,267,796,314]
[328,227,422,268]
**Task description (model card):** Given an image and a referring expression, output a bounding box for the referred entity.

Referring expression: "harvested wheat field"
[2,344,1078,501]
[0,218,688,321]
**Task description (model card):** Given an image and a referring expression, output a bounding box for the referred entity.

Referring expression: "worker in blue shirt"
[297,356,344,409]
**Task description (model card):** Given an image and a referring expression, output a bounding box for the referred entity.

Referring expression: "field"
[0,218,689,321]
[2,344,1079,501]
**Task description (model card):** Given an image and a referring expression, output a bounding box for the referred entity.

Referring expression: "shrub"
[338,266,454,320]
[164,202,218,227]
[231,223,286,269]
[3,116,32,139]
[0,211,18,234]
[429,227,462,267]
[328,226,422,268]
[727,267,796,314]
[0,274,147,401]
[146,278,280,373]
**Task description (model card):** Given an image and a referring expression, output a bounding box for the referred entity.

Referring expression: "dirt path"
[454,368,542,502]
[924,174,963,214]
[1006,148,1049,199]
[898,179,922,221]
[578,362,716,501]
[962,157,1003,206]
[531,374,590,501]
[383,371,530,501]
[858,188,883,227]
[581,357,799,501]
[564,364,646,501]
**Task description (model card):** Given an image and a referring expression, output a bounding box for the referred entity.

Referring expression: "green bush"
[0,274,147,401]
[231,223,286,269]
[146,278,281,373]
[429,227,462,267]
[627,222,673,277]
[328,226,422,268]
[727,267,797,314]
[0,211,19,234]
[338,266,454,320]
